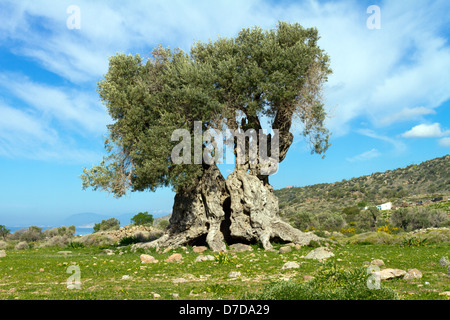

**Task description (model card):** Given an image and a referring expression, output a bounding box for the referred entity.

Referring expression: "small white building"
[376,202,392,211]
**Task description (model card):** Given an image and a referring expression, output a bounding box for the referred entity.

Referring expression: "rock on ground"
[279,246,292,254]
[165,253,183,263]
[403,268,422,280]
[229,243,253,252]
[0,250,6,258]
[140,254,158,264]
[195,255,215,262]
[193,246,208,253]
[281,261,300,270]
[304,247,334,260]
[370,259,385,267]
[375,268,407,281]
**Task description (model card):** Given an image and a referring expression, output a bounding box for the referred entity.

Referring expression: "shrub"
[66,241,86,249]
[77,233,116,247]
[0,225,10,239]
[93,218,120,233]
[157,220,170,230]
[118,236,140,246]
[15,241,29,250]
[38,235,72,248]
[391,207,449,231]
[317,212,346,231]
[43,226,76,238]
[376,224,398,235]
[290,211,318,231]
[19,226,43,242]
[131,212,154,226]
[0,240,7,249]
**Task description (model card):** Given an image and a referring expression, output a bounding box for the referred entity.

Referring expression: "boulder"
[279,246,292,254]
[195,254,215,262]
[165,253,183,263]
[193,246,208,253]
[229,243,253,252]
[0,250,6,258]
[281,261,300,270]
[140,254,158,264]
[440,256,449,267]
[376,268,406,280]
[403,268,422,280]
[370,259,385,267]
[304,247,334,260]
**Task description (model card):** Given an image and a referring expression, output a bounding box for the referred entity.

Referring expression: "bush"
[131,212,154,226]
[43,226,76,238]
[317,212,346,231]
[391,207,449,231]
[15,241,29,250]
[19,226,43,242]
[38,235,72,248]
[77,233,116,247]
[157,220,170,230]
[118,236,140,246]
[290,211,318,231]
[0,225,10,239]
[93,218,120,233]
[0,240,7,249]
[66,241,86,249]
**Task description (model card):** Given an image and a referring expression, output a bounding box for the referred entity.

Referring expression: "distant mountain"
[275,154,450,218]
[60,212,109,228]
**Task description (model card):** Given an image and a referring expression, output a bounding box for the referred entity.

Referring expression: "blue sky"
[0,0,449,226]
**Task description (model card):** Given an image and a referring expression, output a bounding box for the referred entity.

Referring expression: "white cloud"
[438,137,450,147]
[357,129,407,154]
[401,123,450,138]
[0,73,109,135]
[0,0,449,159]
[379,107,436,126]
[346,148,381,162]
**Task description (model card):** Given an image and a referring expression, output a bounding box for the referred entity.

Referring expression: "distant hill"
[275,154,450,218]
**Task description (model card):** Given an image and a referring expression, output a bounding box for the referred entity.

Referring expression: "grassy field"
[0,240,449,300]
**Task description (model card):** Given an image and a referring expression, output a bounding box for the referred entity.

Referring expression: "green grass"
[0,242,449,300]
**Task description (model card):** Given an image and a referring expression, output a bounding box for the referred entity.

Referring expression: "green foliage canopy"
[81,21,331,197]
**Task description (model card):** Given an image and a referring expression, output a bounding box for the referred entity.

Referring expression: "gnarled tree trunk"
[144,165,321,251]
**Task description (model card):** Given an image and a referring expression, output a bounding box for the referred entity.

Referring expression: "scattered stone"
[172,293,179,298]
[440,256,449,267]
[140,254,158,264]
[229,243,253,252]
[121,275,131,280]
[303,275,314,282]
[163,247,172,254]
[376,268,407,281]
[166,253,183,263]
[172,278,187,284]
[281,261,300,270]
[439,291,450,297]
[195,254,215,262]
[193,246,208,253]
[0,250,6,258]
[279,246,292,254]
[403,268,422,280]
[57,251,72,255]
[153,293,161,298]
[304,247,334,260]
[39,268,45,272]
[370,259,385,267]
[227,271,241,278]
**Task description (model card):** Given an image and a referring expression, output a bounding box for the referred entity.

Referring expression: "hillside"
[275,154,450,220]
